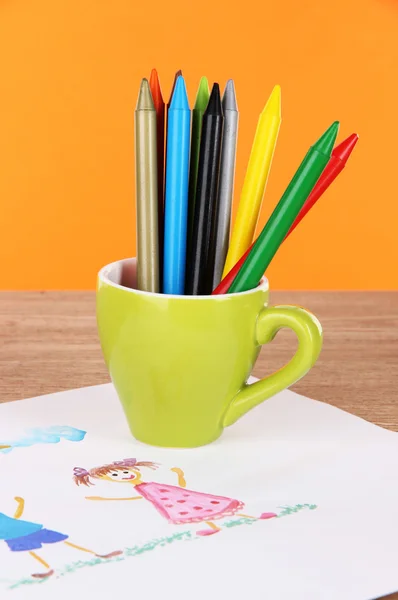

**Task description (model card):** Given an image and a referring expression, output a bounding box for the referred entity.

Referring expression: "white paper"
[0,381,397,600]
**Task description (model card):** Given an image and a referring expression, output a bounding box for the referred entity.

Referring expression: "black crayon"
[185,83,224,295]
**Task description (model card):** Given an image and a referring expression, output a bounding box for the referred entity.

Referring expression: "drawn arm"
[86,496,142,501]
[14,497,25,519]
[171,467,186,488]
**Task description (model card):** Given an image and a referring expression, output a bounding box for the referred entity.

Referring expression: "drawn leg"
[64,541,122,559]
[237,512,277,520]
[29,551,54,579]
[196,521,221,537]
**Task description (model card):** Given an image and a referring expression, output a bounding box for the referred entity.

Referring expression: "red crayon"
[286,133,359,238]
[212,133,359,295]
[149,68,165,283]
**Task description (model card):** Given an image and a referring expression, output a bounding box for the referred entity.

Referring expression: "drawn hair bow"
[112,458,137,467]
[73,467,89,476]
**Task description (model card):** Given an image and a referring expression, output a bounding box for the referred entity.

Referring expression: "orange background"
[0,0,397,290]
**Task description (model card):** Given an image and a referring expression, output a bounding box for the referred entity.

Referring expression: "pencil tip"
[314,121,340,155]
[333,133,359,163]
[222,79,238,111]
[206,83,222,115]
[169,76,189,110]
[194,76,210,111]
[262,85,281,117]
[136,78,154,110]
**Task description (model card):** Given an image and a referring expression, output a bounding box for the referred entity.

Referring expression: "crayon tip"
[149,68,164,106]
[167,70,183,106]
[136,78,154,110]
[332,133,359,164]
[222,79,238,112]
[194,76,210,111]
[313,121,340,156]
[206,83,222,115]
[169,76,190,110]
[261,85,281,118]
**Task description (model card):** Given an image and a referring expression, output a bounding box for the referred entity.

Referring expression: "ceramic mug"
[97,258,322,448]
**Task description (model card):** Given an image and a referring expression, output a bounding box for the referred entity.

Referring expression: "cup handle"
[223,305,323,428]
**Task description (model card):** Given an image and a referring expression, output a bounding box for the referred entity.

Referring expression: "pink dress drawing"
[136,482,244,525]
[74,460,277,536]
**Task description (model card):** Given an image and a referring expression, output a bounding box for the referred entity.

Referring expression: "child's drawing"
[0,426,86,454]
[74,458,277,536]
[0,497,122,579]
[3,504,317,591]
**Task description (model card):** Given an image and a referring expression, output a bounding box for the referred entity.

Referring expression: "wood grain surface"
[1,291,397,429]
[0,291,397,599]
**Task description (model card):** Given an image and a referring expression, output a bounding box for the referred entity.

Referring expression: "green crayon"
[229,121,340,293]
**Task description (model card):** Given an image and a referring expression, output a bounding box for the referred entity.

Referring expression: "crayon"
[222,85,281,276]
[167,70,183,110]
[163,76,191,295]
[187,77,210,257]
[228,121,340,293]
[211,80,239,288]
[185,83,224,295]
[164,70,183,244]
[135,78,159,293]
[212,131,358,295]
[286,133,359,238]
[149,69,165,286]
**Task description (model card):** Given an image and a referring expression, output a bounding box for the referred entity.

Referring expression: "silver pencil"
[212,80,239,288]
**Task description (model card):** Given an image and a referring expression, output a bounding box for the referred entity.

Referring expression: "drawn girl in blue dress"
[1,497,122,579]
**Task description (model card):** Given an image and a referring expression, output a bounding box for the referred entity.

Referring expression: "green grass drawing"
[2,504,317,591]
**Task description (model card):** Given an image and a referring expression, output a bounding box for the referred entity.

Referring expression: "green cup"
[97,258,322,448]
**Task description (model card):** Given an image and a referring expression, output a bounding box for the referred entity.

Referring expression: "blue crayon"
[163,76,191,295]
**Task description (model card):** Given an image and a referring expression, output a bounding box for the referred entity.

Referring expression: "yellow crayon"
[222,85,281,276]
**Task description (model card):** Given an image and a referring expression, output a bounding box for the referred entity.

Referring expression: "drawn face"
[100,468,142,485]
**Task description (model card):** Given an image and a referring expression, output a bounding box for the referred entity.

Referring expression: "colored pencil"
[228,121,340,293]
[222,85,281,276]
[212,131,358,295]
[149,69,165,287]
[211,79,239,288]
[185,83,224,295]
[163,76,191,295]
[186,77,210,258]
[135,79,159,293]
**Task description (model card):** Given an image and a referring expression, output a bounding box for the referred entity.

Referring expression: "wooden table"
[0,292,397,598]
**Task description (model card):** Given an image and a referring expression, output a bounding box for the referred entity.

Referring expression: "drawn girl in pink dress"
[73,459,276,536]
